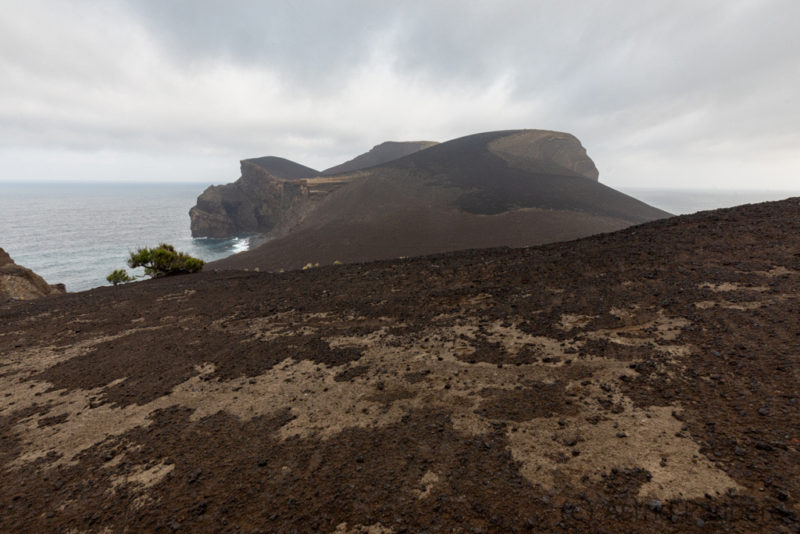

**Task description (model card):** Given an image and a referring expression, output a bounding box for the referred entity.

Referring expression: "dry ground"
[1,198,799,533]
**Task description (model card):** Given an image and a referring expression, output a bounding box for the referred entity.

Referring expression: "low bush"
[106,269,134,286]
[127,244,204,278]
[106,244,204,285]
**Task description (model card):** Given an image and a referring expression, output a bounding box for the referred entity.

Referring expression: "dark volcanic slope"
[2,198,800,533]
[322,140,438,175]
[375,130,653,220]
[212,130,669,271]
[243,156,320,180]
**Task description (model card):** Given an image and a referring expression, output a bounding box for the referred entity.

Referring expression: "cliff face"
[0,248,65,301]
[210,130,669,272]
[189,142,439,239]
[190,161,313,238]
[190,131,606,240]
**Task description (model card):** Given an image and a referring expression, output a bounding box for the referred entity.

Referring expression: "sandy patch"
[507,402,739,500]
[333,522,394,534]
[695,300,764,311]
[3,307,735,502]
[111,462,174,489]
[155,289,197,302]
[585,311,690,346]
[745,266,799,277]
[558,313,595,331]
[414,470,441,499]
[699,282,769,292]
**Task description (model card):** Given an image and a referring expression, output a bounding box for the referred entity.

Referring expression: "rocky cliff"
[0,248,65,301]
[189,160,315,238]
[190,131,605,240]
[210,130,669,272]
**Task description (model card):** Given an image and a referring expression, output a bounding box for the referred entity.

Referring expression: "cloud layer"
[1,0,798,188]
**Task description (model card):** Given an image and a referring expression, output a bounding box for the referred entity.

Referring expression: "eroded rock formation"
[209,130,668,271]
[190,130,612,240]
[190,142,443,239]
[0,248,65,301]
[190,160,314,238]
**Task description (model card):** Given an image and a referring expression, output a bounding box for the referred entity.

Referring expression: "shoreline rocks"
[0,248,65,301]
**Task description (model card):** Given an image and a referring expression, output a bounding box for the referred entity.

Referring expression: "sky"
[0,0,798,189]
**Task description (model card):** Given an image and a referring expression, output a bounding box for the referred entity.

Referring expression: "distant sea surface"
[619,187,800,217]
[0,182,254,292]
[1,182,798,293]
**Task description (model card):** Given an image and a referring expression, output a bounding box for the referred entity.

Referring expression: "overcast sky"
[1,0,798,189]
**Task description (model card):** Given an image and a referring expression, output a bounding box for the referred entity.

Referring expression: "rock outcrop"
[0,248,65,301]
[189,131,608,240]
[210,130,670,272]
[190,143,442,239]
[322,141,438,175]
[189,159,315,238]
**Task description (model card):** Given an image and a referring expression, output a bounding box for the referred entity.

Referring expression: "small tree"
[127,243,204,278]
[106,269,134,286]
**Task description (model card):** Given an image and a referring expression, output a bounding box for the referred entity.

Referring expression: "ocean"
[619,188,800,217]
[0,182,254,292]
[1,182,798,293]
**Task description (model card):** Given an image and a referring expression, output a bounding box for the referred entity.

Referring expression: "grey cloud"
[1,0,799,188]
[125,0,403,85]
[127,0,800,131]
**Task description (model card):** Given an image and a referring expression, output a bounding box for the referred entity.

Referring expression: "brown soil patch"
[1,198,799,532]
[477,382,579,421]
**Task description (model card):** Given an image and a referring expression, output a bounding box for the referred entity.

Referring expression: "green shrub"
[126,243,204,278]
[106,269,134,286]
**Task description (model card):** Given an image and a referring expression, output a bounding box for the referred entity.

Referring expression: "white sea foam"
[231,237,250,254]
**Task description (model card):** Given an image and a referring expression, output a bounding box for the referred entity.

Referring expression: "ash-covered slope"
[0,247,64,301]
[3,198,800,532]
[322,140,438,175]
[212,130,669,271]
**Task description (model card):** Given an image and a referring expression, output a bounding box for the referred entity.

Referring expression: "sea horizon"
[2,181,798,293]
[0,181,253,293]
[618,186,800,216]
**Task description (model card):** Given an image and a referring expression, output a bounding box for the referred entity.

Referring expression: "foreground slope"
[2,198,799,532]
[212,130,669,271]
